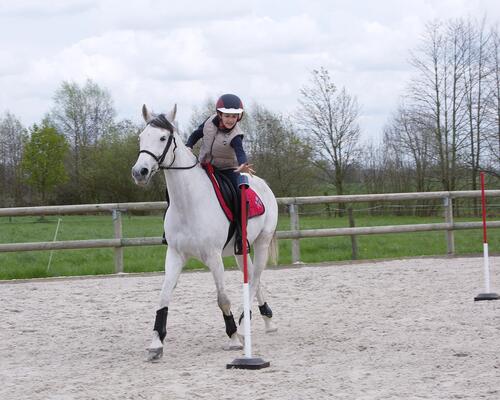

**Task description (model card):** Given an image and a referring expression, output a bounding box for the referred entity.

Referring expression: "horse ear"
[168,104,177,122]
[142,104,152,122]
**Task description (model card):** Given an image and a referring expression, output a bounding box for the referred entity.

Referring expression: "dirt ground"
[1,256,500,400]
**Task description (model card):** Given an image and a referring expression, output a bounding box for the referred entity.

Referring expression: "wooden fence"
[1,190,499,272]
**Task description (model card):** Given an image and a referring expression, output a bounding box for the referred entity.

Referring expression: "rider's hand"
[236,163,255,176]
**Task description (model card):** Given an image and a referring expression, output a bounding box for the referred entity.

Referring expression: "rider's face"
[221,113,239,129]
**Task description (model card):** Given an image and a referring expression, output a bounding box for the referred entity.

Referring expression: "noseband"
[139,114,198,170]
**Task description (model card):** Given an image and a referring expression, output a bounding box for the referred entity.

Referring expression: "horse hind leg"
[253,233,278,333]
[235,238,277,336]
[235,282,277,334]
[256,285,277,333]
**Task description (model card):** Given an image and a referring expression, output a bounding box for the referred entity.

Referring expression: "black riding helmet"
[216,94,244,121]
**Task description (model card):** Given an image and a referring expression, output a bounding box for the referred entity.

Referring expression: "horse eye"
[160,136,166,142]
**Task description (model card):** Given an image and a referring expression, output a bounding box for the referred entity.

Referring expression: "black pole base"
[226,357,270,370]
[474,292,500,301]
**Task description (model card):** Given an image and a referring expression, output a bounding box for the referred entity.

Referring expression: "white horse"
[131,105,278,361]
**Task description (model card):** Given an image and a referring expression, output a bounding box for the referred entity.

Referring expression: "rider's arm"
[230,135,247,165]
[186,122,205,148]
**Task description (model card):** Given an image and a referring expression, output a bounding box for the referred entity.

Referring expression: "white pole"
[242,280,252,358]
[227,176,270,369]
[46,218,62,273]
[241,183,252,358]
[483,243,491,293]
[474,171,499,301]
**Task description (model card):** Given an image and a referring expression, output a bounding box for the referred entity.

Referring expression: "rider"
[186,93,254,253]
[186,93,254,182]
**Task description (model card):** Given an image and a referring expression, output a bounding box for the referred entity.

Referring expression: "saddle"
[202,163,265,252]
[202,163,265,221]
[162,164,266,253]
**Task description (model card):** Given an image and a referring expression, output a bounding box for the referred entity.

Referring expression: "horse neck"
[162,143,206,204]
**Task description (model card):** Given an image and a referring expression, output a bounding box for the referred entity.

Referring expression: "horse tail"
[268,231,279,266]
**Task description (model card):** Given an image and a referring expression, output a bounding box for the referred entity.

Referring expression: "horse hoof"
[265,327,278,333]
[222,343,243,351]
[146,347,163,362]
[223,332,243,350]
[236,332,245,345]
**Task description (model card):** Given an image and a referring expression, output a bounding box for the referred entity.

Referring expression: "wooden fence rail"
[1,190,499,271]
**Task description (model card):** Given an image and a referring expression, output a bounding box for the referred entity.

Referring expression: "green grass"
[0,213,498,280]
[276,214,499,264]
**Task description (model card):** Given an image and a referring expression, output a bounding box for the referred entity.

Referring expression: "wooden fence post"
[348,207,358,260]
[112,209,124,273]
[289,203,301,264]
[444,195,455,255]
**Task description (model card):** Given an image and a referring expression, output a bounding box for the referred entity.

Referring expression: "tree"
[384,104,433,192]
[484,26,500,177]
[408,20,468,191]
[21,121,69,203]
[405,18,500,191]
[0,112,27,206]
[247,105,316,197]
[83,119,166,203]
[296,67,361,204]
[50,79,116,202]
[184,97,216,138]
[358,141,418,215]
[462,18,494,193]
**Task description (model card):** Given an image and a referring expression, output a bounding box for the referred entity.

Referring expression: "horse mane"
[149,114,174,134]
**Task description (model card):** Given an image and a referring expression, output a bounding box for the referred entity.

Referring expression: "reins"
[138,114,198,170]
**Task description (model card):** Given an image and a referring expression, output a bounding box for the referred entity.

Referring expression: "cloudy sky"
[1,0,500,140]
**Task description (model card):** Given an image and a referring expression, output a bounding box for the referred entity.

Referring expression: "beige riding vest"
[199,114,243,170]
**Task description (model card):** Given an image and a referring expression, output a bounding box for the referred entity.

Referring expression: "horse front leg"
[203,252,242,351]
[147,247,186,362]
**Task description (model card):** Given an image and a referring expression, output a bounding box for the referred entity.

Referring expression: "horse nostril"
[140,168,149,177]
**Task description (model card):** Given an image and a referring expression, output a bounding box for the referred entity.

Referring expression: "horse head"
[131,104,177,186]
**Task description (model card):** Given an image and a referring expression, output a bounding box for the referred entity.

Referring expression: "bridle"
[138,114,198,170]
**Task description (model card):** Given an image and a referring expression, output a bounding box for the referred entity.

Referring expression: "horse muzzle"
[131,164,153,186]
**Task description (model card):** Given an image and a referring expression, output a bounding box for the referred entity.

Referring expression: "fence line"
[1,190,500,269]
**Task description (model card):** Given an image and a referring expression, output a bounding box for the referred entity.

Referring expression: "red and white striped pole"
[240,183,252,357]
[474,172,499,301]
[227,175,270,369]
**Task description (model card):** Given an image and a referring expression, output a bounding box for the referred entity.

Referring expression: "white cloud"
[0,0,96,17]
[1,0,500,138]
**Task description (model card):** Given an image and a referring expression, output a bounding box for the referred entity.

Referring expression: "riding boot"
[234,201,250,255]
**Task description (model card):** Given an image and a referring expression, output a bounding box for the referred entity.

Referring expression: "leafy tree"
[248,105,316,197]
[83,119,165,203]
[50,79,116,202]
[21,121,69,204]
[184,97,216,138]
